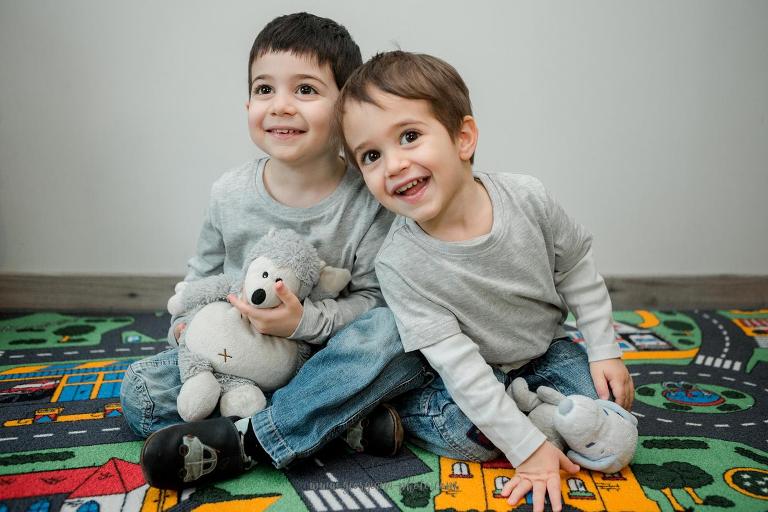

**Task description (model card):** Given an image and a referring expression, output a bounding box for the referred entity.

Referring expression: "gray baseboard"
[0,273,181,313]
[0,273,766,312]
[604,275,768,310]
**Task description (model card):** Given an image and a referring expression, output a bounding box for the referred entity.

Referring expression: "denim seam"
[261,407,296,467]
[124,366,154,437]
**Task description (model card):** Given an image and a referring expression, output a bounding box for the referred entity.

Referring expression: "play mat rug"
[0,308,767,511]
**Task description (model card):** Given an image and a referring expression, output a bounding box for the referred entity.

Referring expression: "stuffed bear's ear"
[313,265,352,298]
[536,386,567,405]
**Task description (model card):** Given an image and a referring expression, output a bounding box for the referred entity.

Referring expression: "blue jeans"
[120,307,429,468]
[392,338,597,462]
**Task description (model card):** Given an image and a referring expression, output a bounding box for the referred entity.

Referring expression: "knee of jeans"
[120,365,151,437]
[347,307,402,354]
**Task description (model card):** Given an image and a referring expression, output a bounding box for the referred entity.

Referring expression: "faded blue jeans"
[121,307,430,468]
[391,337,598,462]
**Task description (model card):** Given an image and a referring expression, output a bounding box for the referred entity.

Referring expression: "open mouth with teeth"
[395,177,429,196]
[267,129,305,136]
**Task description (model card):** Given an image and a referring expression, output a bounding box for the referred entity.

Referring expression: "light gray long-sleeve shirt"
[169,157,393,345]
[376,172,622,466]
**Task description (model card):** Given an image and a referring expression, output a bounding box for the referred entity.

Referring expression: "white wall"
[1,1,766,275]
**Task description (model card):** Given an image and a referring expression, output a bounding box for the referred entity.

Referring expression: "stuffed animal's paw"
[167,281,190,316]
[220,384,267,418]
[177,371,220,422]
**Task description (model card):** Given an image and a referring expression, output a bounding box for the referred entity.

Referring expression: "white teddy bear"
[167,229,351,422]
[509,377,638,474]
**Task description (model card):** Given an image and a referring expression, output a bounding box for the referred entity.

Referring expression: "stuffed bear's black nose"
[251,289,266,305]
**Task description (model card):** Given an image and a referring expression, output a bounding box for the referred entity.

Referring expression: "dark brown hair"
[248,12,362,94]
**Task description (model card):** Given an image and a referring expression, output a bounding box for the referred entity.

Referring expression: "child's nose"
[270,91,297,116]
[385,153,409,177]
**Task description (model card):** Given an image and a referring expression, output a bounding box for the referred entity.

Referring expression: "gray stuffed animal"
[167,229,351,422]
[509,377,638,474]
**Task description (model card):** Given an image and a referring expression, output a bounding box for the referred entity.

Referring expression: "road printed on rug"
[0,309,766,511]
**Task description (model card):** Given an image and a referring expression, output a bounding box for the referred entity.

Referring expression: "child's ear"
[457,115,479,162]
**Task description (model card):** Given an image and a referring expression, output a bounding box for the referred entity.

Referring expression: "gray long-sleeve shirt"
[375,172,622,466]
[170,157,393,345]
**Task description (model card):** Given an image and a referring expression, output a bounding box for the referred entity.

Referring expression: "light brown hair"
[336,51,474,166]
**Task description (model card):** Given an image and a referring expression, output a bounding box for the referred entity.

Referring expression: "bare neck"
[420,175,493,242]
[263,154,347,208]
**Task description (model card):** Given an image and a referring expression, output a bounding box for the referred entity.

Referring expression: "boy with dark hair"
[338,51,634,512]
[122,16,429,489]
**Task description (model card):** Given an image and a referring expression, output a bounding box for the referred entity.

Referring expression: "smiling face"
[246,51,340,167]
[341,89,478,234]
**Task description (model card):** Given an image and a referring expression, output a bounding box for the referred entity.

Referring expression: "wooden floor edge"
[0,273,766,311]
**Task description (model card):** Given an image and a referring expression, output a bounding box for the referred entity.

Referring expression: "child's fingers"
[546,477,563,512]
[591,371,610,400]
[227,293,249,311]
[227,294,260,317]
[610,376,626,408]
[505,477,531,505]
[274,281,299,305]
[500,475,519,497]
[532,480,547,512]
[558,451,579,473]
[627,377,635,410]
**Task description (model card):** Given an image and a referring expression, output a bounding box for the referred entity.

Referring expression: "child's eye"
[253,84,272,95]
[360,150,381,166]
[400,130,420,145]
[296,84,317,95]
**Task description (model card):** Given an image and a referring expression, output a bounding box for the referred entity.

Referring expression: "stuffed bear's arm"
[178,343,214,382]
[174,274,235,315]
[166,274,236,347]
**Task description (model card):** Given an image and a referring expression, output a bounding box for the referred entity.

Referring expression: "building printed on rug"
[0,458,281,512]
[434,457,658,511]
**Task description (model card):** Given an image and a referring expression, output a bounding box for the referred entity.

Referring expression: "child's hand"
[228,281,304,337]
[501,441,579,512]
[173,322,186,341]
[590,358,634,410]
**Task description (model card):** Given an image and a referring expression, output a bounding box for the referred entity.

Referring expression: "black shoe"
[359,403,404,457]
[140,417,254,489]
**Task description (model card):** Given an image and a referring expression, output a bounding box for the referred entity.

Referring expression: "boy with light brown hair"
[337,51,635,512]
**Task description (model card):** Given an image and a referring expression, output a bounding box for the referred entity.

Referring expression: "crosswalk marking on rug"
[696,354,742,371]
[366,488,392,508]
[303,490,328,511]
[335,489,361,510]
[318,489,344,511]
[350,488,376,509]
[304,487,393,511]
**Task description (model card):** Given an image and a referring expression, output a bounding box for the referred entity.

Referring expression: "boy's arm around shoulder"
[290,206,395,345]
